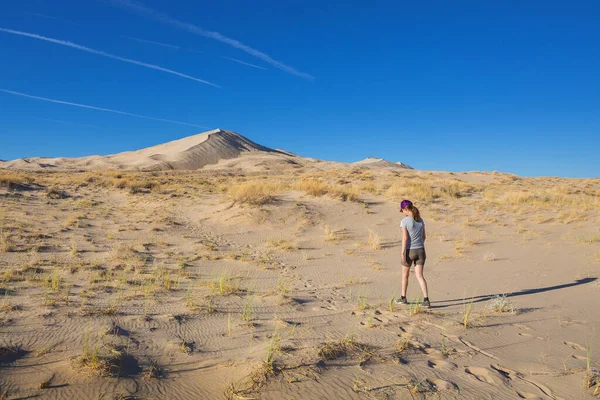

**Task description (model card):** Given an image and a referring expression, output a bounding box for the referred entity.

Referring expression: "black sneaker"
[422,299,431,308]
[394,297,408,305]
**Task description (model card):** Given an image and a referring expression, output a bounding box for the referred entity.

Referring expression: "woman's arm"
[401,227,409,262]
[423,226,426,242]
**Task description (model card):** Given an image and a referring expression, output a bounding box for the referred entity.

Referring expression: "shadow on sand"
[432,277,597,309]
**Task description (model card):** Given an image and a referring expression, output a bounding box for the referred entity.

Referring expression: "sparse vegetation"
[267,238,298,251]
[0,230,14,252]
[367,229,382,250]
[488,294,515,313]
[227,181,281,205]
[1,167,599,399]
[317,335,372,361]
[483,251,496,262]
[0,172,31,188]
[463,298,475,328]
[408,298,423,317]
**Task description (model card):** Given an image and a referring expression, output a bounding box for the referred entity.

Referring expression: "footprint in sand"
[564,341,586,351]
[572,354,587,361]
[518,332,545,340]
[516,391,545,399]
[427,359,458,370]
[432,378,458,391]
[464,367,504,385]
[512,323,532,330]
[492,364,554,399]
[423,347,444,358]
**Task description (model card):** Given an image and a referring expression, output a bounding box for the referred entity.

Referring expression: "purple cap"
[400,199,413,209]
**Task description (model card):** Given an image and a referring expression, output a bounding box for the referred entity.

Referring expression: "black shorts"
[402,248,426,267]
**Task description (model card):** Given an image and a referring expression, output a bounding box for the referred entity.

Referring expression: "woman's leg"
[414,264,429,298]
[401,265,410,297]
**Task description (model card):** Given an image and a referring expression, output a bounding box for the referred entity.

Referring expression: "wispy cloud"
[121,35,181,50]
[221,56,267,70]
[0,88,208,128]
[0,27,220,88]
[124,36,267,70]
[108,0,313,79]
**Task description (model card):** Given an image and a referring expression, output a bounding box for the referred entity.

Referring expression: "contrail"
[0,89,209,128]
[221,56,266,70]
[0,27,220,88]
[121,36,267,70]
[121,35,181,50]
[108,0,313,79]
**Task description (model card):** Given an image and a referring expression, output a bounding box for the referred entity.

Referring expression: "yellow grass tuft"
[227,181,280,205]
[367,229,382,250]
[267,239,298,251]
[295,178,328,196]
[0,230,14,252]
[0,172,32,188]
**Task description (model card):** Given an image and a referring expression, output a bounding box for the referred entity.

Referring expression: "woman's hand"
[401,254,406,264]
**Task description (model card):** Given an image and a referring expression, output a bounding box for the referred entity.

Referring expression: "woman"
[396,199,430,308]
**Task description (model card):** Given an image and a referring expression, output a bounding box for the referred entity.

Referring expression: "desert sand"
[0,131,599,400]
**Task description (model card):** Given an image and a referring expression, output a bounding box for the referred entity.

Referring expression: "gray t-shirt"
[401,216,425,249]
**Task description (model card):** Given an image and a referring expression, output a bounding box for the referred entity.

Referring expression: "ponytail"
[408,204,421,222]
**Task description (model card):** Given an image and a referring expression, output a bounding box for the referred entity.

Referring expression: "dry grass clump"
[323,225,348,242]
[0,172,32,189]
[487,295,515,313]
[143,360,166,379]
[111,243,148,271]
[386,179,475,202]
[328,185,361,202]
[367,229,382,250]
[225,335,287,398]
[585,369,600,397]
[207,272,241,296]
[46,187,69,199]
[64,215,87,229]
[317,335,373,361]
[267,239,298,251]
[0,230,14,252]
[484,183,600,211]
[295,178,328,196]
[227,181,281,205]
[127,180,155,194]
[294,178,361,202]
[73,331,140,377]
[576,235,600,245]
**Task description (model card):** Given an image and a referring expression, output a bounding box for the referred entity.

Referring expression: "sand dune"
[352,157,413,170]
[1,130,415,173]
[2,134,599,400]
[0,129,287,171]
[0,166,599,399]
[1,168,599,399]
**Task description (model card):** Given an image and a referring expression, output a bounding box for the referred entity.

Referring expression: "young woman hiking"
[396,199,430,308]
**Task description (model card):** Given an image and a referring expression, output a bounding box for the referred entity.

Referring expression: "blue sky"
[0,1,599,177]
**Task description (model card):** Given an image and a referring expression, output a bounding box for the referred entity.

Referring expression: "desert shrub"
[127,180,155,194]
[0,172,33,189]
[295,178,328,197]
[487,295,515,313]
[294,178,361,202]
[328,185,361,202]
[46,187,69,199]
[386,181,437,202]
[228,181,279,205]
